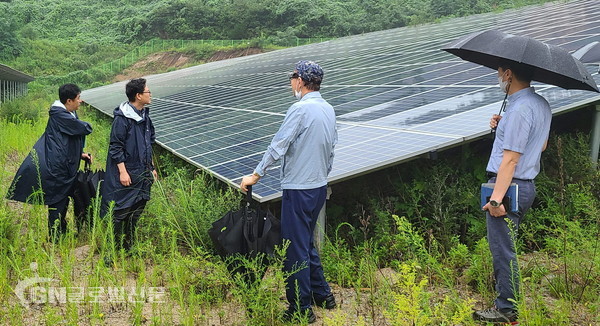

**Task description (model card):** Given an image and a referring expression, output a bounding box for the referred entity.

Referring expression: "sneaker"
[473,307,518,324]
[313,293,336,309]
[282,306,316,324]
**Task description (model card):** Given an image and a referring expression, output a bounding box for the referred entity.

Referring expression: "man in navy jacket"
[8,84,92,240]
[102,78,156,252]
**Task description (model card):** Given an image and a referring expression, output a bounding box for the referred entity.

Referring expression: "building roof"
[0,64,35,83]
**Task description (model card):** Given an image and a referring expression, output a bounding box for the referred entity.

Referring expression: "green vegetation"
[1,96,598,324]
[2,0,552,62]
[1,0,598,324]
[2,0,551,47]
[0,0,556,91]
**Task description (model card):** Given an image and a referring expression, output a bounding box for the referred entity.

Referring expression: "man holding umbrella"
[443,29,598,323]
[240,60,338,324]
[475,59,552,323]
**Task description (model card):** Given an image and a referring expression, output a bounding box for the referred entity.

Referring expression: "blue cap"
[295,60,324,82]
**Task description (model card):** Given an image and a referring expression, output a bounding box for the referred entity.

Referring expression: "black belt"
[486,172,532,182]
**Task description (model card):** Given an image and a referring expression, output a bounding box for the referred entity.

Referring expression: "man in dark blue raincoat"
[101,78,156,251]
[7,84,93,240]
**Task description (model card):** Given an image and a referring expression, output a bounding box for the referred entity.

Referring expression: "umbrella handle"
[246,185,252,203]
[83,155,92,172]
[491,91,509,133]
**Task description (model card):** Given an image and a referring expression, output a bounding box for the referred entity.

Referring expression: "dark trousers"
[486,177,536,311]
[113,199,146,250]
[48,196,70,240]
[281,186,331,310]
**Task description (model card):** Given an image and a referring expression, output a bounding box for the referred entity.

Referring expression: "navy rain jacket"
[101,102,155,212]
[7,102,92,205]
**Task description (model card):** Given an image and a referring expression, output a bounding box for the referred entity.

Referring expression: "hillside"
[2,0,552,59]
[112,47,264,81]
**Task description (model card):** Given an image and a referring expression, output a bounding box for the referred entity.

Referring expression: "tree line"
[1,0,550,59]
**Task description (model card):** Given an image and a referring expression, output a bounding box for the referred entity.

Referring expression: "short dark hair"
[303,76,322,91]
[58,84,81,104]
[126,78,147,102]
[498,59,534,83]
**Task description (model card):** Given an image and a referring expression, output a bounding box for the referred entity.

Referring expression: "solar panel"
[82,0,600,202]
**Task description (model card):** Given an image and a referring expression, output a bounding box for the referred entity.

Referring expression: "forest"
[1,0,599,325]
[1,0,550,59]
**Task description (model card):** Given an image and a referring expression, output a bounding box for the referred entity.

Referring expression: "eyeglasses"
[288,72,299,81]
[141,91,152,94]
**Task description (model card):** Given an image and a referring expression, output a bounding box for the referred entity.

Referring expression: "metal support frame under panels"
[0,80,29,105]
[591,104,600,167]
[0,64,34,105]
[314,186,331,253]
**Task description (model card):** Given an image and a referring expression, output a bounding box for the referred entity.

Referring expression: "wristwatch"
[489,199,501,207]
[252,171,261,178]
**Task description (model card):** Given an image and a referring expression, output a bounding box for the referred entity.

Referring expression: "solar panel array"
[82,0,600,202]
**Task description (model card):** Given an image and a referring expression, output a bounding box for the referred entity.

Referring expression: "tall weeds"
[1,94,598,324]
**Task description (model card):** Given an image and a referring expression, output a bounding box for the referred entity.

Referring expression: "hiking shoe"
[313,293,337,309]
[473,307,518,324]
[282,306,316,324]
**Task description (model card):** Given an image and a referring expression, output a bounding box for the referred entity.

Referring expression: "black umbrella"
[573,41,600,63]
[73,157,104,230]
[208,186,281,258]
[442,29,599,92]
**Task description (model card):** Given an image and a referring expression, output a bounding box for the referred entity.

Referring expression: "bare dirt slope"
[113,48,264,82]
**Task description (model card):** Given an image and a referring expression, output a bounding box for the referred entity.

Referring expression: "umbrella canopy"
[442,29,599,92]
[573,41,600,63]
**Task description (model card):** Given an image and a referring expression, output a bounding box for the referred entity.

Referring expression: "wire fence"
[37,37,334,85]
[98,38,334,74]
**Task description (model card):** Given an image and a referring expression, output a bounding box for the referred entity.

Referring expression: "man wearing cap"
[474,59,551,323]
[240,60,338,323]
